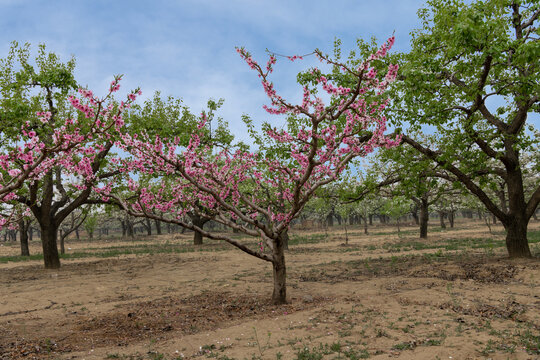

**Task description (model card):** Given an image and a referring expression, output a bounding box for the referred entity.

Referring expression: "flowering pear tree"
[113,37,400,304]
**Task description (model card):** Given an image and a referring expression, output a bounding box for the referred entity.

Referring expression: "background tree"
[381,195,411,237]
[124,94,233,245]
[59,206,88,254]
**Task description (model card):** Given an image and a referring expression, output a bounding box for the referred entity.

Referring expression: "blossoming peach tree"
[110,37,400,304]
[0,62,141,268]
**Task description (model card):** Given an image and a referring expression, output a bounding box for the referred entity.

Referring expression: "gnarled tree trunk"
[40,224,60,269]
[271,234,287,305]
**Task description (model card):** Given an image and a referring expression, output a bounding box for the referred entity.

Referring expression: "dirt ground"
[0,221,539,360]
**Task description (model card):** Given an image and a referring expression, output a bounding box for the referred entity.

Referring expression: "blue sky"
[1,0,426,138]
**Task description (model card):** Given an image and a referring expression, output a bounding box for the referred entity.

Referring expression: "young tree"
[381,195,411,237]
[112,38,400,304]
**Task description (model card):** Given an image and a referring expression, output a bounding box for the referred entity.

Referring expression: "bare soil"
[1,220,539,359]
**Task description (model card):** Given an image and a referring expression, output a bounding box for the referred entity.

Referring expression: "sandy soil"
[0,221,539,359]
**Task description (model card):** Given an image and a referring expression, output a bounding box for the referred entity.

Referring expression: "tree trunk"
[502,168,531,258]
[193,229,203,245]
[18,219,30,256]
[28,227,33,242]
[504,216,531,258]
[326,213,334,227]
[191,214,210,245]
[121,220,127,237]
[280,230,289,250]
[439,211,446,229]
[145,218,152,236]
[271,236,287,305]
[127,220,134,238]
[412,207,419,225]
[369,214,373,226]
[191,216,206,245]
[362,216,368,235]
[41,225,60,269]
[154,219,162,235]
[419,198,429,239]
[75,228,79,240]
[449,211,455,228]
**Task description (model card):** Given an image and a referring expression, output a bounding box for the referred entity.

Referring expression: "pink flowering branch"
[111,37,400,304]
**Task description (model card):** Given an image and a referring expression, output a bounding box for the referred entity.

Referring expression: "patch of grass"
[391,341,416,351]
[0,243,230,264]
[289,234,327,245]
[517,328,540,355]
[423,338,442,346]
[293,342,369,360]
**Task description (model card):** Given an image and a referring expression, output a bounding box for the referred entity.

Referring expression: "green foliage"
[389,0,539,168]
[125,94,234,147]
[0,42,77,139]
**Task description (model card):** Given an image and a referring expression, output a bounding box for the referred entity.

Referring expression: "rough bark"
[280,230,290,250]
[419,198,429,239]
[502,166,532,257]
[504,215,531,258]
[271,235,287,305]
[41,225,60,269]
